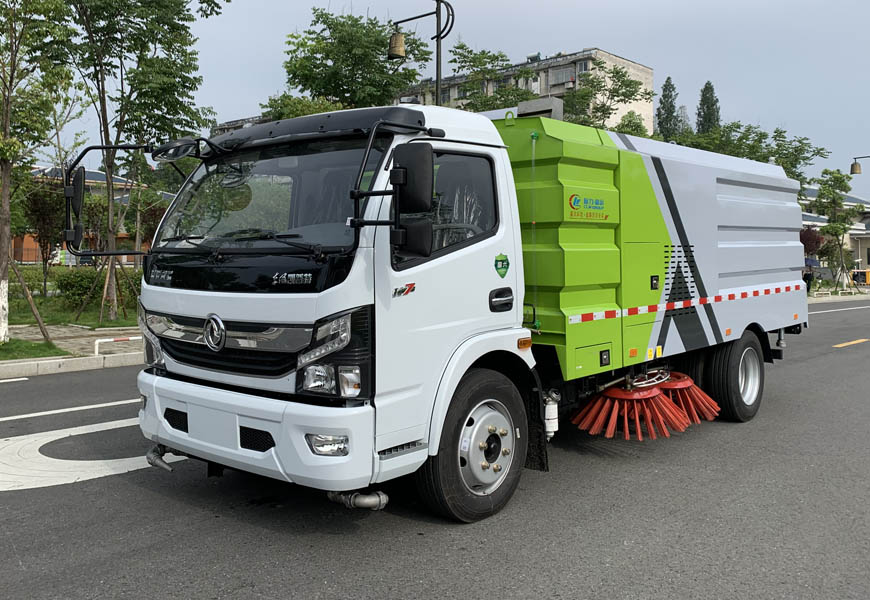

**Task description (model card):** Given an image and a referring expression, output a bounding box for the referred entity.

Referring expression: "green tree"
[563,59,654,128]
[282,8,431,108]
[23,185,64,295]
[448,42,537,112]
[676,105,694,135]
[808,169,859,289]
[0,0,71,343]
[614,110,649,137]
[655,76,679,141]
[68,0,219,320]
[260,94,344,121]
[696,81,720,134]
[676,121,828,197]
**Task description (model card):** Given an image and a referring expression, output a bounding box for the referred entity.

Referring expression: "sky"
[73,0,870,198]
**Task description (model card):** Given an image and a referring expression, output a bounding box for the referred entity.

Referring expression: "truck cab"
[137,106,535,521]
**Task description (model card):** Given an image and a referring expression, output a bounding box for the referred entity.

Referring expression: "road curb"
[0,352,143,379]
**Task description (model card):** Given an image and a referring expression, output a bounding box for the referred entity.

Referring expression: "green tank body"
[495,115,672,380]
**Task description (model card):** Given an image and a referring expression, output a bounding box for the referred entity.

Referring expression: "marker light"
[338,366,361,398]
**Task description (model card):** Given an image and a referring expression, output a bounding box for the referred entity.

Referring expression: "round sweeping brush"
[572,383,691,441]
[659,371,720,423]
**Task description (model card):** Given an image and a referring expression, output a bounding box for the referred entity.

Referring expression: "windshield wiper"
[153,235,210,253]
[221,229,326,262]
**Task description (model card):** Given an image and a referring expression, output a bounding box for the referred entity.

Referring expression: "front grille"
[164,408,188,432]
[161,338,297,377]
[239,426,276,452]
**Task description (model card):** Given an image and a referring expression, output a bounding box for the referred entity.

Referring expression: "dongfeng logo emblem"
[203,314,227,352]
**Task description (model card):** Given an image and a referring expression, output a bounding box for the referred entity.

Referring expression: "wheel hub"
[457,400,515,496]
[738,347,761,406]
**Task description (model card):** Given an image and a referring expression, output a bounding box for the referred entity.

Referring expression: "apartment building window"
[551,66,575,85]
[494,75,512,90]
[457,85,467,99]
[577,60,589,73]
[440,89,451,104]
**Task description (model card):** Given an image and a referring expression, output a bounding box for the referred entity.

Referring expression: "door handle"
[489,288,514,312]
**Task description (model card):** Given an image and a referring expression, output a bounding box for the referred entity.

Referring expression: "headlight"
[138,302,165,368]
[297,306,373,400]
[298,314,351,367]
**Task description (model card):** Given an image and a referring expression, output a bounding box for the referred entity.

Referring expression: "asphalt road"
[1,302,869,599]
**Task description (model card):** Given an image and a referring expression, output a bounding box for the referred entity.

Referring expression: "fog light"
[338,366,361,398]
[303,364,336,394]
[140,394,148,410]
[305,433,349,456]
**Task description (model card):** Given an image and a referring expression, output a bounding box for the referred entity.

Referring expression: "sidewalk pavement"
[1,324,143,380]
[10,324,144,356]
[807,290,870,304]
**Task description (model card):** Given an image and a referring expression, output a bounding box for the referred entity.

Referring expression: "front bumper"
[137,370,375,491]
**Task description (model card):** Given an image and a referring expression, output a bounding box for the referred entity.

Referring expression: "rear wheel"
[415,368,528,523]
[706,330,765,422]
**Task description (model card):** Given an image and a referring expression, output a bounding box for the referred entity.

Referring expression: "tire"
[706,330,765,422]
[415,368,528,523]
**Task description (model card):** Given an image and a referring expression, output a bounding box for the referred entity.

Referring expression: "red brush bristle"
[573,383,691,441]
[660,372,720,422]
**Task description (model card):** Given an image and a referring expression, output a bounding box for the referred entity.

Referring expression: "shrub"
[55,267,102,309]
[9,265,45,298]
[54,266,143,310]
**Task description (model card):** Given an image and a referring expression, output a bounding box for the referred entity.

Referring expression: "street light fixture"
[389,0,455,106]
[850,155,870,175]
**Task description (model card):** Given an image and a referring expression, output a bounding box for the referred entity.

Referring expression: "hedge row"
[54,267,142,309]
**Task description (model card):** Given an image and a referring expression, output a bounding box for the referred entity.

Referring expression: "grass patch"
[0,338,70,361]
[9,297,138,329]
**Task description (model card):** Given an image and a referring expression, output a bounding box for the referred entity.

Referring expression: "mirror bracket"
[389,228,407,246]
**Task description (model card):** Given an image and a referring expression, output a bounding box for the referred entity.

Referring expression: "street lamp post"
[388,0,455,106]
[850,155,870,175]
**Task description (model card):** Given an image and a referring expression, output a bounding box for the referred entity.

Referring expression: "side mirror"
[151,137,198,162]
[70,166,85,220]
[402,218,433,257]
[391,143,433,214]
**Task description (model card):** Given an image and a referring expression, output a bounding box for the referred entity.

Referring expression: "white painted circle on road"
[0,418,183,492]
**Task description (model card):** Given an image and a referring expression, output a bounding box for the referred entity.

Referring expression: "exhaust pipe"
[327,490,389,511]
[145,444,174,472]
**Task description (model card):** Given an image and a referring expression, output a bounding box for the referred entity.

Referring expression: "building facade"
[401,48,654,132]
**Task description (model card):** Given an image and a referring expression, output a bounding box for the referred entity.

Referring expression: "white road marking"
[809,305,870,315]
[0,377,28,384]
[0,399,140,423]
[0,418,184,492]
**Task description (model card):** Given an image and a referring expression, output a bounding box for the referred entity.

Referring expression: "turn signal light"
[517,337,532,350]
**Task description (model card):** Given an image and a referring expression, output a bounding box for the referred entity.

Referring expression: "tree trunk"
[0,159,12,344]
[104,161,118,320]
[42,256,49,297]
[134,189,142,269]
[10,259,50,343]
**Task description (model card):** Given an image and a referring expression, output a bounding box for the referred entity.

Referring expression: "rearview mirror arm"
[65,143,154,186]
[347,119,439,252]
[63,142,153,258]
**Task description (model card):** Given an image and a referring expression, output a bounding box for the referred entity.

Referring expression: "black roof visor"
[212,106,426,151]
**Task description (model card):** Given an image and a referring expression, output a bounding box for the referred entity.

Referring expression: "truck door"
[372,143,521,451]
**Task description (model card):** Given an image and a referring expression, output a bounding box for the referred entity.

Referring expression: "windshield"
[153,135,391,253]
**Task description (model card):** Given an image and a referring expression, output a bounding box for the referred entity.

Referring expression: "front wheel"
[706,330,765,422]
[415,368,528,522]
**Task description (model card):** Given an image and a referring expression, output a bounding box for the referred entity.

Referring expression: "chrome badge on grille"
[203,314,227,352]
